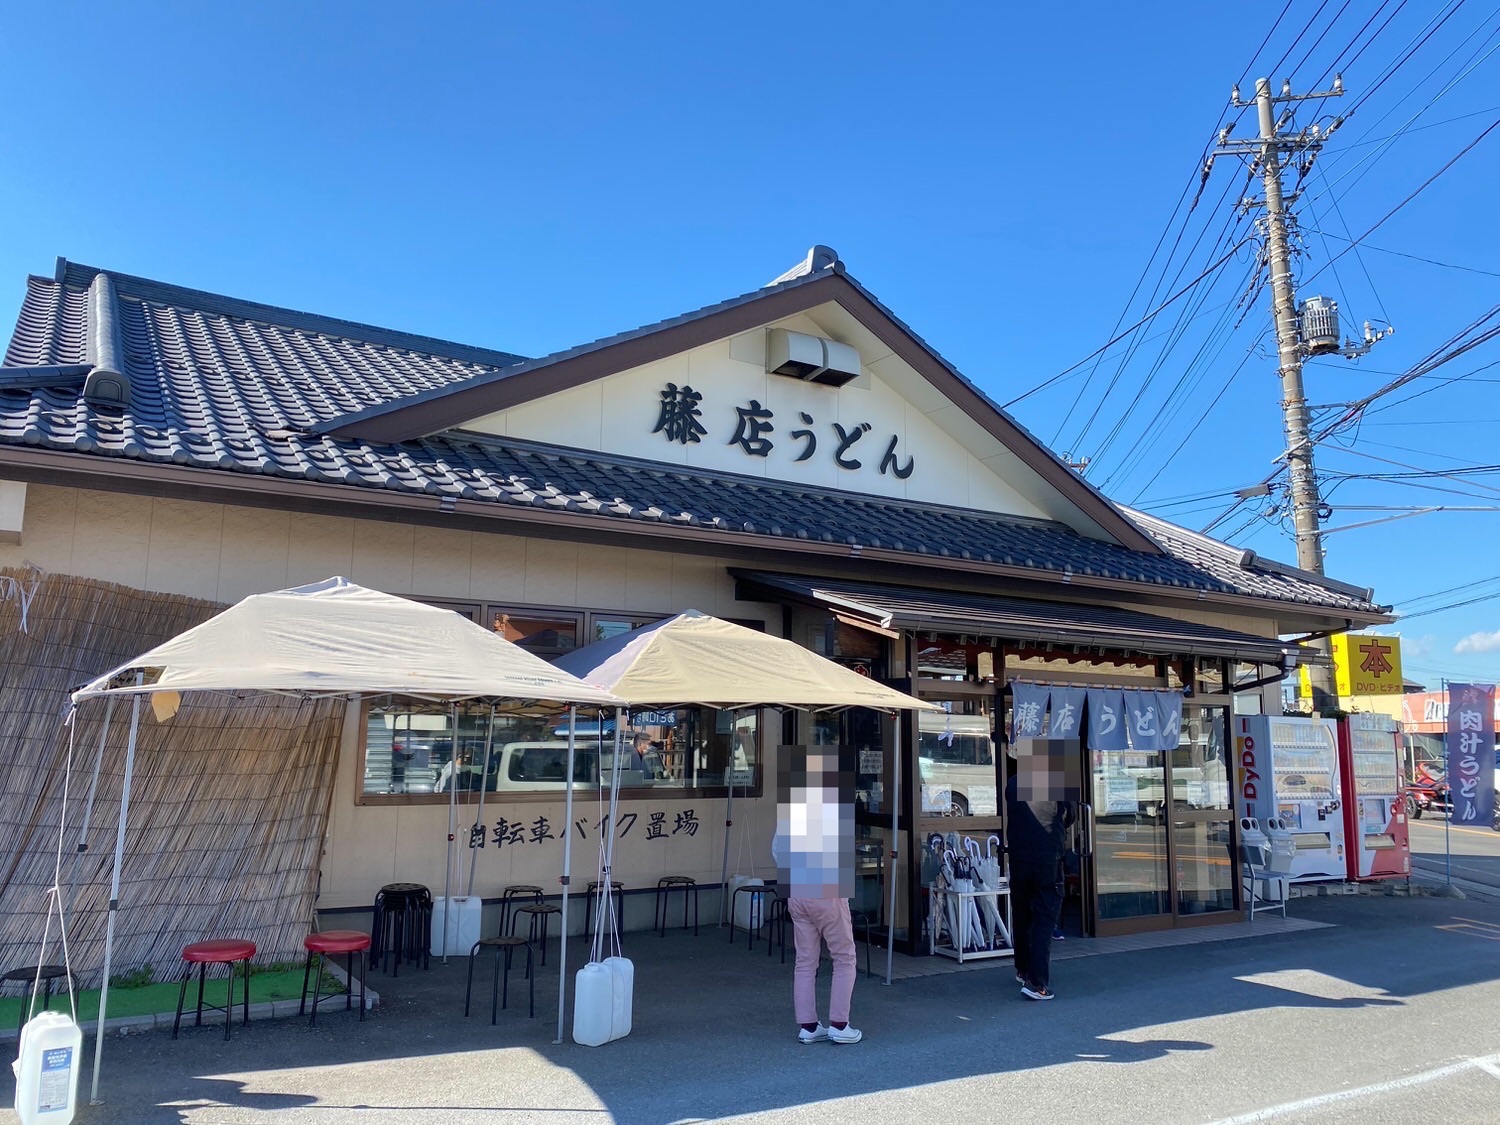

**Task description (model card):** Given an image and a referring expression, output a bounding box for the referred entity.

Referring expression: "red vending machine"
[1337,713,1411,881]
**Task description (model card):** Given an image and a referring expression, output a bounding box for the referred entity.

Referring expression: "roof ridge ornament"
[84,273,130,407]
[765,245,840,288]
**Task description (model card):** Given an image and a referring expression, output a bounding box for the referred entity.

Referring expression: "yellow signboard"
[1299,634,1405,699]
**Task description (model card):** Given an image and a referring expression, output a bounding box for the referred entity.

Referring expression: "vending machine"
[1336,713,1411,882]
[1234,715,1345,882]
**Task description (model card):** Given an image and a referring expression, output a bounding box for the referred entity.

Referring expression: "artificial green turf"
[0,969,341,1026]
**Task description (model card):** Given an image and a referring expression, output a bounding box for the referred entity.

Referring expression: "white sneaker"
[828,1024,863,1044]
[798,1023,829,1044]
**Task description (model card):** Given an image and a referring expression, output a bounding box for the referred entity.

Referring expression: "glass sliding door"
[1170,706,1237,918]
[1089,743,1171,932]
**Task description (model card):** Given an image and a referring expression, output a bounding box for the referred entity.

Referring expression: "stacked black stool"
[371,883,432,976]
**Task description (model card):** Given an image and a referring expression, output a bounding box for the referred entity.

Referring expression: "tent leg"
[556,706,578,1044]
[65,697,114,921]
[466,705,496,897]
[441,704,459,964]
[91,689,142,1106]
[885,715,901,987]
[719,779,735,926]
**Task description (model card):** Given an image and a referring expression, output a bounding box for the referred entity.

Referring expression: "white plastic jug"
[12,1009,81,1125]
[728,875,765,933]
[430,895,483,957]
[572,956,634,1046]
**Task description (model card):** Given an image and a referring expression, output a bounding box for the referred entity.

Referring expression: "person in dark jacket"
[1005,769,1076,1000]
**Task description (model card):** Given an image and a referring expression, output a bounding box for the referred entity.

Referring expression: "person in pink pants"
[773,746,862,1045]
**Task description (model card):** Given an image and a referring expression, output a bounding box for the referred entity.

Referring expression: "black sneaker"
[1021,984,1055,1001]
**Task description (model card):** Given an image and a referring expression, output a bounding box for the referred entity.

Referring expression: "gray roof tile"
[0,261,1387,619]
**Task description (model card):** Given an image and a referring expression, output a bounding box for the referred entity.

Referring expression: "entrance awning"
[731,571,1307,667]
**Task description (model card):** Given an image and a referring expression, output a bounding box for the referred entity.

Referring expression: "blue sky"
[2,2,1497,687]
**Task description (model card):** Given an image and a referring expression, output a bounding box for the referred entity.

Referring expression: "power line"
[1300,117,1500,290]
[1000,239,1253,408]
[1311,11,1500,203]
[1303,229,1500,277]
[1398,589,1500,621]
[1396,574,1500,608]
[1049,1,1312,451]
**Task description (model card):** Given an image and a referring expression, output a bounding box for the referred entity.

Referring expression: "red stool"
[174,939,256,1041]
[300,930,370,1026]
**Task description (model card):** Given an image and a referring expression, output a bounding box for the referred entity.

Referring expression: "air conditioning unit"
[765,328,861,387]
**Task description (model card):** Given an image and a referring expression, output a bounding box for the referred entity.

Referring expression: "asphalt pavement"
[6,876,1500,1125]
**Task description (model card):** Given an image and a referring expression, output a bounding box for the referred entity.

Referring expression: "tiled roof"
[731,571,1305,665]
[0,261,1388,619]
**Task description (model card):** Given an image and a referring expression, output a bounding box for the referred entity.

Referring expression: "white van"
[918,714,999,816]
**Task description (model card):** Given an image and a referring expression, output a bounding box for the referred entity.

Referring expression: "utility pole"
[1216,75,1350,712]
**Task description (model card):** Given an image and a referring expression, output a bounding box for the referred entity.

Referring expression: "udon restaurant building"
[0,246,1391,973]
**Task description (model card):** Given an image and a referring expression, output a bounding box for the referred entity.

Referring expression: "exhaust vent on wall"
[765,328,860,388]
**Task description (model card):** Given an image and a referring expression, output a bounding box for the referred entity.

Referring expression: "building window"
[492,609,581,657]
[588,613,661,645]
[360,701,762,801]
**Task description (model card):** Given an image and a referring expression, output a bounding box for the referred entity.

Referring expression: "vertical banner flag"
[1446,683,1496,827]
[1087,689,1129,751]
[1011,682,1050,741]
[1048,688,1086,739]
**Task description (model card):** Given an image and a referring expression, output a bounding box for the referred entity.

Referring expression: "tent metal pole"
[441,703,458,964]
[90,685,142,1106]
[65,697,114,919]
[466,704,496,897]
[556,705,578,1044]
[885,712,901,986]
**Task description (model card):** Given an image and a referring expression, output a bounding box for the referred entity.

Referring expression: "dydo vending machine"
[1234,715,1345,882]
[1336,713,1411,882]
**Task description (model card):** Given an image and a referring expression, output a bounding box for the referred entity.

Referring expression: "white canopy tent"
[554,610,939,986]
[67,577,623,1099]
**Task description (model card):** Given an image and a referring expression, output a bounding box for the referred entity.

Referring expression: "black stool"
[655,876,700,937]
[511,903,561,965]
[371,883,431,976]
[585,880,625,939]
[730,884,775,950]
[766,896,790,963]
[498,885,544,939]
[1,964,71,1035]
[465,936,534,1022]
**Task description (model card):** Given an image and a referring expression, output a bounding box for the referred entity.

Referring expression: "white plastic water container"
[728,875,765,933]
[12,1010,81,1124]
[573,956,634,1046]
[430,895,483,957]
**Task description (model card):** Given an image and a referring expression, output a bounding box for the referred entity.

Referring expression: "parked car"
[917,713,998,817]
